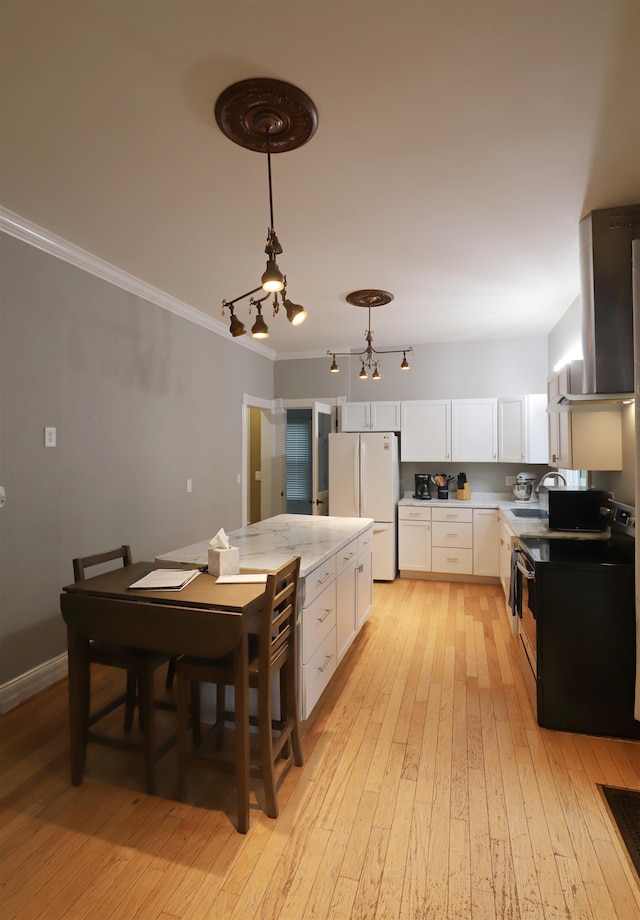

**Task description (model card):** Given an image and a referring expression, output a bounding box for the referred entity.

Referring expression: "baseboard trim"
[0,654,68,714]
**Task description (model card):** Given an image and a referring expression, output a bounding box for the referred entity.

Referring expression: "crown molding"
[0,207,276,360]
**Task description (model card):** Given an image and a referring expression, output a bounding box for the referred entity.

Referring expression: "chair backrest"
[259,556,301,678]
[73,545,133,583]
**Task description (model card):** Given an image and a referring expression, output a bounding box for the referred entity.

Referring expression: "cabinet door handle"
[318,607,333,623]
[318,655,333,673]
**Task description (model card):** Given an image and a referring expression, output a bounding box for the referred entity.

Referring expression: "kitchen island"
[158,514,375,719]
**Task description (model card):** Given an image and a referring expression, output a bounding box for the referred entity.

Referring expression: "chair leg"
[258,677,278,819]
[176,668,189,800]
[215,683,225,749]
[283,658,303,767]
[124,670,137,732]
[191,681,202,747]
[165,658,177,690]
[139,670,156,795]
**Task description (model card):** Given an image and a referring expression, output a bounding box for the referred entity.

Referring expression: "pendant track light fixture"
[327,290,413,380]
[216,78,318,339]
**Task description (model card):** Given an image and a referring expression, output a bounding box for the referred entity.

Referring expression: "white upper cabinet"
[498,394,548,464]
[547,363,622,470]
[340,401,401,431]
[451,399,498,462]
[400,400,451,461]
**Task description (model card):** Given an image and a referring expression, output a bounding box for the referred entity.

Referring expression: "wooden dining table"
[60,562,266,833]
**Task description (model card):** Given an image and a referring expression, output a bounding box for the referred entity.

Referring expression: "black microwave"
[538,487,606,532]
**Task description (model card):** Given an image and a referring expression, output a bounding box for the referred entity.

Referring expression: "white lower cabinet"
[398,505,431,571]
[356,532,373,628]
[336,538,357,660]
[399,504,501,581]
[303,628,337,718]
[301,525,374,717]
[431,507,473,575]
[472,509,500,576]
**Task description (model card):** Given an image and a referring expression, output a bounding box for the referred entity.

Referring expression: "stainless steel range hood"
[550,204,640,412]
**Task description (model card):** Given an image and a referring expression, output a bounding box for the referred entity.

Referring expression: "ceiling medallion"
[328,290,413,379]
[214,78,318,154]
[346,289,394,309]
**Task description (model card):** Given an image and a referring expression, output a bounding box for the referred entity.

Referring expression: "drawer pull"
[446,532,457,537]
[446,556,458,563]
[316,571,332,587]
[343,551,355,562]
[317,607,333,623]
[318,654,333,673]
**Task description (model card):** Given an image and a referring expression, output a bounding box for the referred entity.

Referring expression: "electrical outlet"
[505,475,516,486]
[0,486,5,508]
[44,426,56,447]
[186,479,192,493]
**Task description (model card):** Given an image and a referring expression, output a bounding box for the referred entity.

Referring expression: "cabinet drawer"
[336,539,358,577]
[303,627,337,717]
[431,547,473,575]
[358,526,374,556]
[302,581,337,663]
[304,556,337,607]
[431,521,472,548]
[431,507,473,524]
[398,505,431,521]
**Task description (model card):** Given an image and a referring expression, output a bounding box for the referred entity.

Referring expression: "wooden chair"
[72,545,176,794]
[176,556,303,821]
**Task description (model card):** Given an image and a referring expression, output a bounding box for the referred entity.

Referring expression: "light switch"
[44,427,56,447]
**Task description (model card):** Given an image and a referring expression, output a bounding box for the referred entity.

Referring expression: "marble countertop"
[399,491,513,509]
[156,514,374,579]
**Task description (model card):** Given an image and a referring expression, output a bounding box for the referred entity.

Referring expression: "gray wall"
[0,234,273,683]
[275,337,549,401]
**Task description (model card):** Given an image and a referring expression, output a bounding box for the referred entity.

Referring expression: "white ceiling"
[2,1,639,360]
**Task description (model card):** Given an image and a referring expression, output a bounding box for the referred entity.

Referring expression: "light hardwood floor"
[2,578,640,919]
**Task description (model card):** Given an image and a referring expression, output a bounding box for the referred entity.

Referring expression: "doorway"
[242,395,334,525]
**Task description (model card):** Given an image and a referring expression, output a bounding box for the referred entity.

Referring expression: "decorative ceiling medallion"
[214,78,318,154]
[346,289,394,309]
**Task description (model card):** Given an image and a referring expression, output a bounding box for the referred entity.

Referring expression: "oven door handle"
[515,556,535,580]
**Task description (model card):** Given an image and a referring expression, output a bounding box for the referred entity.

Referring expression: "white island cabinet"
[156,514,374,720]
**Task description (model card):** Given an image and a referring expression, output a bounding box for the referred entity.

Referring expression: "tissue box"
[208,546,240,576]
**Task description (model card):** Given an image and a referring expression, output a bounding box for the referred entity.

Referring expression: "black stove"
[515,499,639,740]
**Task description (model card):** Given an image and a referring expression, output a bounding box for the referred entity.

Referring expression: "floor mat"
[599,784,640,877]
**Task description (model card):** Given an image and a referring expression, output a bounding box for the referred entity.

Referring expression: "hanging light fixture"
[327,290,414,379]
[216,79,317,339]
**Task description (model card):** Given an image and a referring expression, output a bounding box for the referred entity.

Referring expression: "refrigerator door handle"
[359,440,366,516]
[353,441,359,516]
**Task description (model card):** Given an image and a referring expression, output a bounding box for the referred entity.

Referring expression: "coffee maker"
[414,474,432,500]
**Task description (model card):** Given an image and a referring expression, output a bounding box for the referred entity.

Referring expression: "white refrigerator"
[328,431,399,581]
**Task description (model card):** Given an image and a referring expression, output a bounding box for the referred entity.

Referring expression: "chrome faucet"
[536,471,567,492]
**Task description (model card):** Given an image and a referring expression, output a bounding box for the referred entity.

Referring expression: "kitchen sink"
[510,508,546,519]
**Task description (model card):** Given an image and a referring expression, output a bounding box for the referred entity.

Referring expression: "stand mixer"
[513,472,537,502]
